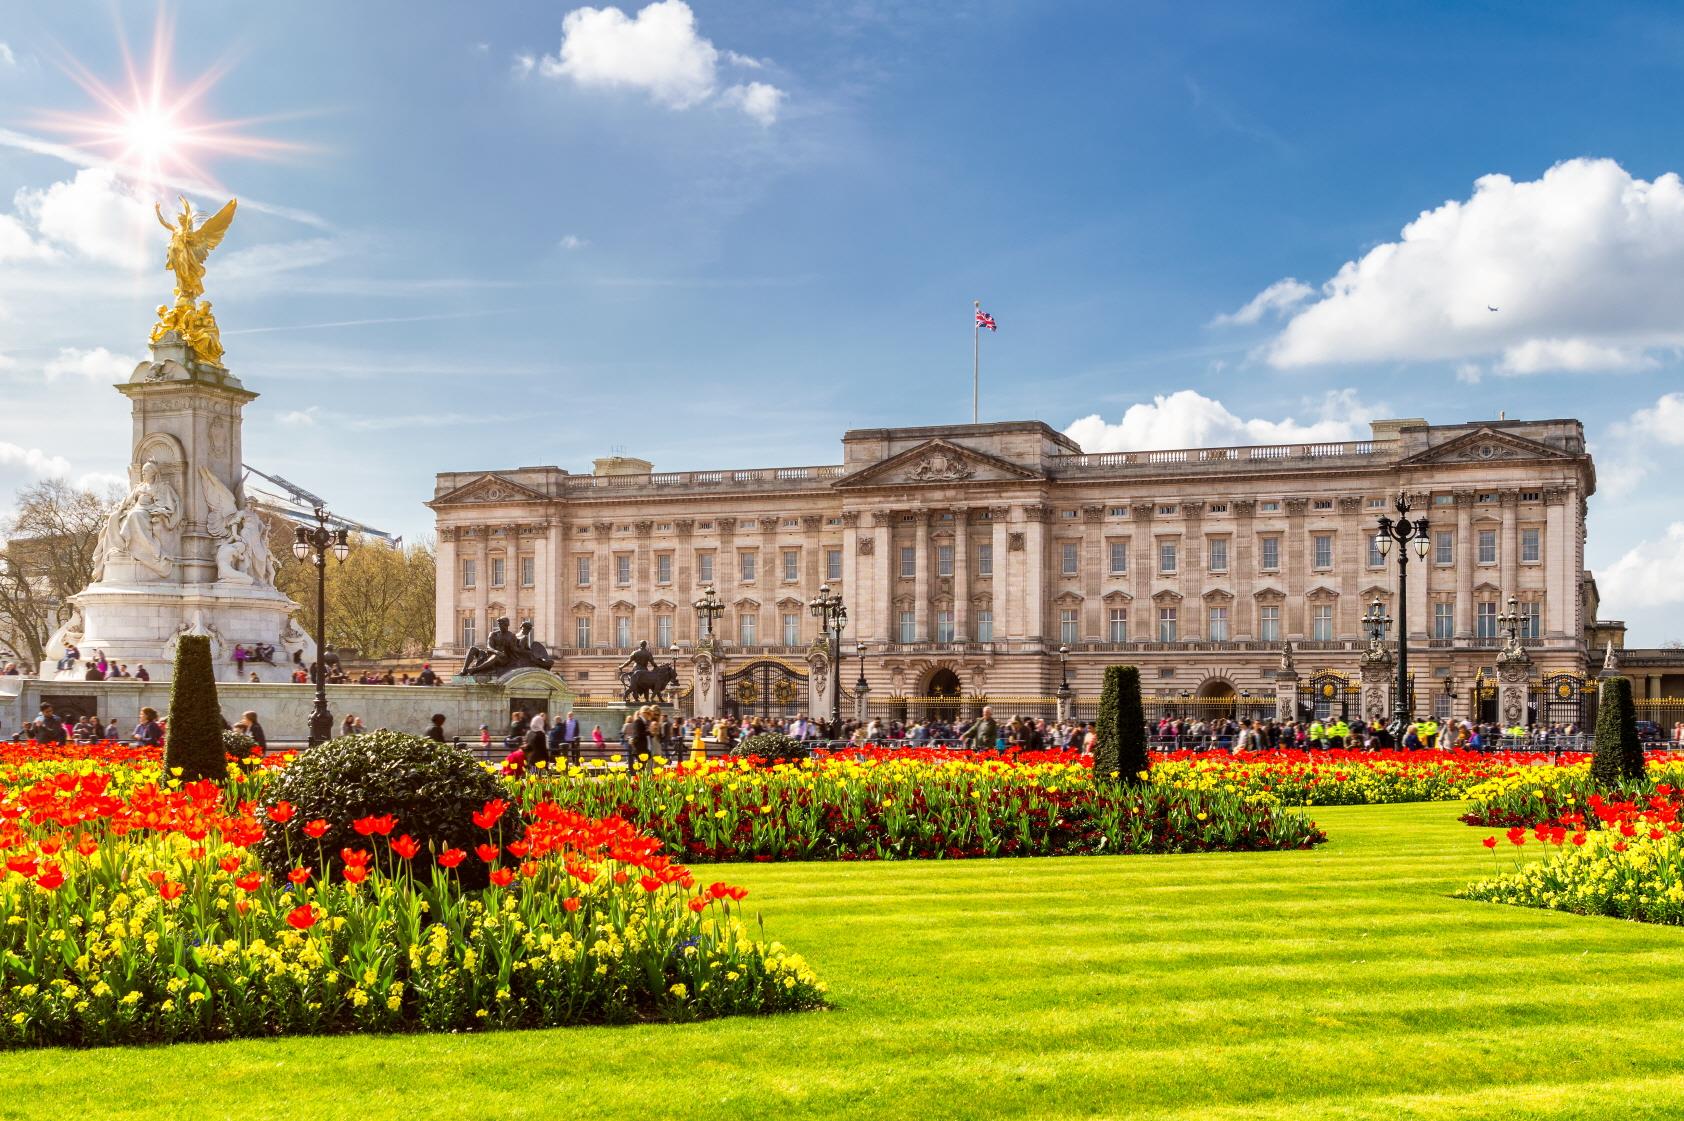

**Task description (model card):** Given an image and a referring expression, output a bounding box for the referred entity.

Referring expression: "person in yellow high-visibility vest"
[1413,717,1440,750]
[1309,719,1326,748]
[1328,718,1350,749]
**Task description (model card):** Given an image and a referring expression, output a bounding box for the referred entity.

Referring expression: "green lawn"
[7,802,1684,1121]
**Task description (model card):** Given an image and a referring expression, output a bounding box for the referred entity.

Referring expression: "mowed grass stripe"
[6,801,1684,1121]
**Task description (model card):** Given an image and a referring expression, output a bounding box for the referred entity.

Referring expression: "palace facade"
[429,416,1598,722]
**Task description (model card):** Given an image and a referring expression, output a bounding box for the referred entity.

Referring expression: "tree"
[1096,665,1149,784]
[165,635,227,783]
[0,479,119,666]
[272,533,436,659]
[1590,675,1643,787]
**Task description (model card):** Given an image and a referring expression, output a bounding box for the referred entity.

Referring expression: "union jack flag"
[975,306,997,332]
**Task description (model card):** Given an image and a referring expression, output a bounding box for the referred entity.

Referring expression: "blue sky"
[0,1,1682,642]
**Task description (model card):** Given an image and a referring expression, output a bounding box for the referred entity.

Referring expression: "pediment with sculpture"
[833,439,1044,489]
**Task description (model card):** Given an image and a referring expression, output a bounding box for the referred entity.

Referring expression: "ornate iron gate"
[1297,670,1354,721]
[721,659,807,721]
[1537,672,1587,728]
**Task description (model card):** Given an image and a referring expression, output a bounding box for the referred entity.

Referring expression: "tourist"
[132,706,163,747]
[83,660,104,681]
[561,710,581,764]
[502,744,526,778]
[425,713,447,742]
[134,665,150,682]
[242,710,268,751]
[591,724,605,753]
[103,716,119,740]
[965,706,999,750]
[31,703,65,744]
[233,644,247,674]
[546,716,568,764]
[626,706,652,770]
[524,717,553,770]
[416,663,439,686]
[478,724,491,748]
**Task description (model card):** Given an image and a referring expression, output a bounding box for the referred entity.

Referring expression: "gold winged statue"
[151,196,236,366]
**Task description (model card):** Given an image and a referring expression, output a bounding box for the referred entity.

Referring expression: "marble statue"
[199,466,275,588]
[93,461,180,581]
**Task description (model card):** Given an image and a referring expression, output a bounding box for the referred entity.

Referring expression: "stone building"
[429,416,1598,724]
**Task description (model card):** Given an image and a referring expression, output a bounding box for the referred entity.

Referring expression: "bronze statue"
[619,640,677,703]
[461,617,554,678]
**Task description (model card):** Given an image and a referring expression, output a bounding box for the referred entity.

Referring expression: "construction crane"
[242,464,401,546]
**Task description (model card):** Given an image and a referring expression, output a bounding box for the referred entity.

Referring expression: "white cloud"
[512,53,537,78]
[13,168,155,269]
[1599,522,1684,611]
[0,213,50,261]
[0,441,70,478]
[1251,158,1684,373]
[278,407,320,426]
[43,347,134,384]
[559,234,589,251]
[0,44,15,68]
[1625,392,1684,446]
[721,82,783,126]
[1597,391,1684,497]
[1064,388,1384,453]
[1455,362,1483,385]
[536,1,785,122]
[1209,278,1312,327]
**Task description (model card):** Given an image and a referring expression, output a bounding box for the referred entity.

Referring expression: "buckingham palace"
[428,415,1598,723]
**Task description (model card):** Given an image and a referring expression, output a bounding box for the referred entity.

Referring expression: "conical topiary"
[165,634,227,783]
[1590,675,1643,787]
[1096,665,1149,784]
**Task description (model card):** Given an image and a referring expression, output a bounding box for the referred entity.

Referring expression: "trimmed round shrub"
[221,730,258,758]
[731,732,810,763]
[253,730,521,889]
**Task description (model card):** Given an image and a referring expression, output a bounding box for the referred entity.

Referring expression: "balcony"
[1050,440,1377,474]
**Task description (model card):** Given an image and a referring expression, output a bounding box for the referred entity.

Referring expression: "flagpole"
[972,299,980,424]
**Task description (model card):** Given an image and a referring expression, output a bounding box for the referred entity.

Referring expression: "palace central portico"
[429,416,1597,724]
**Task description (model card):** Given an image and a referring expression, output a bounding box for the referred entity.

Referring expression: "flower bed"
[0,747,824,1048]
[1458,760,1684,828]
[1152,748,1564,807]
[1461,792,1684,924]
[517,749,1327,860]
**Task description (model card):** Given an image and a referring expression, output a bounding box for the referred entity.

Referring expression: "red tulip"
[287,865,312,886]
[687,896,707,912]
[1572,833,1588,846]
[475,843,499,864]
[391,834,420,860]
[6,856,38,879]
[234,872,262,892]
[436,848,466,869]
[343,864,369,884]
[1506,828,1526,847]
[158,880,185,901]
[561,896,580,912]
[638,874,662,893]
[341,847,371,867]
[1482,836,1497,849]
[519,860,540,878]
[218,855,242,873]
[285,903,317,930]
[725,886,748,902]
[353,814,397,837]
[266,801,294,824]
[506,840,530,858]
[75,835,98,857]
[34,863,64,891]
[302,819,329,839]
[472,800,509,830]
[489,867,515,887]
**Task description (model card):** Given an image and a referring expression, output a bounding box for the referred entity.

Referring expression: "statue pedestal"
[43,580,310,684]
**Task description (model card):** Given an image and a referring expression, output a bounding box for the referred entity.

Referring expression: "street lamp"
[854,640,869,724]
[1374,494,1430,735]
[692,584,724,644]
[1240,689,1253,720]
[1497,594,1524,649]
[291,507,349,747]
[808,583,847,727]
[1363,597,1391,645]
[1056,645,1072,722]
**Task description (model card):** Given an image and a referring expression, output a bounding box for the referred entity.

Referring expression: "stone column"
[1180,502,1204,639]
[954,508,971,641]
[1359,648,1393,726]
[1455,492,1474,638]
[1544,488,1568,638]
[1340,497,1364,637]
[840,512,863,639]
[1023,504,1049,642]
[715,517,737,641]
[691,647,720,718]
[532,526,552,645]
[1080,504,1104,640]
[435,527,458,652]
[674,519,695,643]
[873,512,893,643]
[634,520,654,641]
[1131,503,1155,634]
[759,516,780,647]
[1230,500,1255,639]
[473,526,491,641]
[1499,491,1518,602]
[1496,643,1533,728]
[1284,498,1309,637]
[914,511,931,642]
[592,520,613,650]
[990,506,1011,639]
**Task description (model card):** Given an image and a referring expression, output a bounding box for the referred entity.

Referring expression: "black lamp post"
[808,583,847,727]
[292,507,349,747]
[1374,494,1430,734]
[1240,689,1253,720]
[692,584,724,644]
[854,640,869,725]
[1497,594,1523,648]
[1056,645,1072,721]
[1363,597,1391,645]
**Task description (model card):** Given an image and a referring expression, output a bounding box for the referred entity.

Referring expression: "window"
[614,555,630,585]
[1433,494,1454,506]
[826,547,842,581]
[1368,497,1385,508]
[1208,503,1228,514]
[1312,535,1333,569]
[740,551,756,582]
[697,552,714,584]
[461,559,477,588]
[1259,605,1280,642]
[900,546,916,578]
[1435,531,1454,565]
[490,557,506,587]
[1108,506,1128,517]
[1313,499,1334,511]
[1521,528,1540,563]
[519,556,534,587]
[975,610,993,642]
[1433,602,1454,640]
[898,610,916,643]
[1368,535,1384,567]
[1108,607,1128,642]
[1059,608,1078,644]
[1157,606,1178,642]
[1261,501,1280,513]
[461,614,476,648]
[1159,541,1177,575]
[938,543,954,577]
[1477,529,1497,565]
[1062,509,1078,519]
[1208,538,1228,573]
[1158,505,1177,516]
[614,616,631,648]
[739,613,757,645]
[1477,492,1496,504]
[782,613,800,646]
[1476,601,1498,639]
[1208,605,1229,642]
[1522,601,1541,638]
[656,554,672,584]
[1061,542,1079,575]
[1109,541,1128,575]
[1311,603,1333,641]
[1521,490,1541,502]
[937,610,955,642]
[574,616,591,649]
[783,549,799,582]
[575,556,590,586]
[1260,537,1280,570]
[977,543,993,576]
